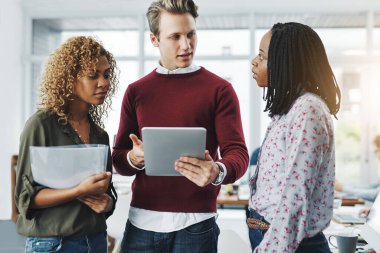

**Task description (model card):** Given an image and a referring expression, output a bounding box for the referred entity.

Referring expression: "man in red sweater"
[112,0,249,252]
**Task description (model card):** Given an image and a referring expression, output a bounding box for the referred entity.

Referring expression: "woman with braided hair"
[248,22,341,252]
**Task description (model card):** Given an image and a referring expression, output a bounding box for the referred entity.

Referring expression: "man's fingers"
[177,167,210,187]
[134,151,145,158]
[175,160,200,172]
[129,134,143,147]
[176,166,202,185]
[175,160,212,181]
[179,156,202,166]
[205,150,213,161]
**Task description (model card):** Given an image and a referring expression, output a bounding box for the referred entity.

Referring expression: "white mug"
[328,233,358,253]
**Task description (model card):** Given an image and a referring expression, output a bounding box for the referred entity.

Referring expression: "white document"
[30,144,109,189]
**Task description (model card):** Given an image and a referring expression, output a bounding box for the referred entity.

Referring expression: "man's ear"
[150,32,159,47]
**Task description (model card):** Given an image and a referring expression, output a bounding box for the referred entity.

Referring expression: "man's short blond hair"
[146,0,198,39]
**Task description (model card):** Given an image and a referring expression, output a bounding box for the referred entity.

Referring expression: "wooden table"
[341,198,365,206]
[217,195,249,206]
[217,195,249,218]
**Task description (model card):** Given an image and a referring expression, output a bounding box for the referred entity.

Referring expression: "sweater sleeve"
[214,83,249,184]
[112,84,141,176]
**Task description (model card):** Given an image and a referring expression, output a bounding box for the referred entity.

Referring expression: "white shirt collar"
[155,63,200,75]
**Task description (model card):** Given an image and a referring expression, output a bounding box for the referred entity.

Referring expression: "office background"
[1,0,380,219]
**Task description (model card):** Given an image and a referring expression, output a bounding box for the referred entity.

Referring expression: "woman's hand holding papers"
[78,193,113,213]
[31,172,112,209]
[76,171,112,196]
[76,171,113,213]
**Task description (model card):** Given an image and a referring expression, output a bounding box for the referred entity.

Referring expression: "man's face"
[150,11,197,70]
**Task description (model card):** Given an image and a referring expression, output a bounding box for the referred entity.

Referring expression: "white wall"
[0,0,23,219]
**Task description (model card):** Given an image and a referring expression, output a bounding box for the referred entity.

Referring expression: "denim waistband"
[67,231,107,240]
[249,209,270,225]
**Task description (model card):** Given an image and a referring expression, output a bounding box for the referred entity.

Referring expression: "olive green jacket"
[15,110,117,237]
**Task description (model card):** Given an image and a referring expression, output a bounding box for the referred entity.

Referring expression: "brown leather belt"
[246,218,270,230]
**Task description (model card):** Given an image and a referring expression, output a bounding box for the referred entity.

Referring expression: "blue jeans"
[120,217,220,253]
[248,209,331,253]
[25,231,107,253]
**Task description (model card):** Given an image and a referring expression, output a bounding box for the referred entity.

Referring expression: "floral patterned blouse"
[249,92,335,252]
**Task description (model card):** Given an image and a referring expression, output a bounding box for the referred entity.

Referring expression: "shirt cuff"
[127,151,145,171]
[212,162,227,186]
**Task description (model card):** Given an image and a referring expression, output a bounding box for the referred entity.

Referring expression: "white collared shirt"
[128,63,226,232]
[155,64,200,75]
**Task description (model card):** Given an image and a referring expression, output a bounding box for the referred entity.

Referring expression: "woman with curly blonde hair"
[15,36,119,253]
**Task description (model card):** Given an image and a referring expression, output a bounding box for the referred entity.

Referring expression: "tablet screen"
[142,127,206,176]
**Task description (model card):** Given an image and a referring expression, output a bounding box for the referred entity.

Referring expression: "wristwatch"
[212,163,225,185]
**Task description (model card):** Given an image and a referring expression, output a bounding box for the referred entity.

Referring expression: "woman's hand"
[76,171,111,197]
[78,193,113,213]
[31,172,111,209]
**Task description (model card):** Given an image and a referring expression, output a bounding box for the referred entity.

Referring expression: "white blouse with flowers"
[249,92,335,253]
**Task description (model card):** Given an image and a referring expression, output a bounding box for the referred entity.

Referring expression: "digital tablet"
[142,127,206,176]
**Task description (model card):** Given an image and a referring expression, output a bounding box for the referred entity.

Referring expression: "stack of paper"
[30,144,108,189]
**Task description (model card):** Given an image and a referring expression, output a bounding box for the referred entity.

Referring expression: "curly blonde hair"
[39,36,118,128]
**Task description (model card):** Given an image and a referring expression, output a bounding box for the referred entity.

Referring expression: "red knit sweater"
[112,67,249,212]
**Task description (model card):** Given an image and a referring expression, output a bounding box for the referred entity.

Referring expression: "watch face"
[216,171,223,184]
[213,163,224,185]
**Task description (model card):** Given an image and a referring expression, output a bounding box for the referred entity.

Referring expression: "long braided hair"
[264,22,341,118]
